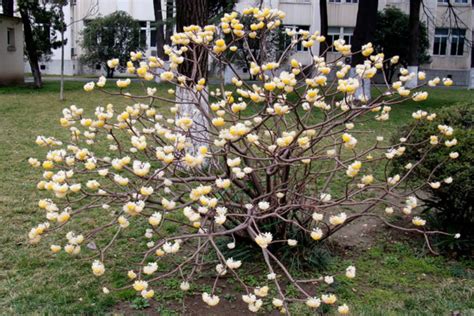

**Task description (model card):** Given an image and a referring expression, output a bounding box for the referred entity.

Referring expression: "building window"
[450,29,465,55]
[283,25,311,51]
[7,27,15,51]
[433,28,448,55]
[281,0,311,2]
[139,21,147,48]
[438,0,468,4]
[150,23,157,48]
[326,26,354,52]
[433,28,465,56]
[329,0,358,3]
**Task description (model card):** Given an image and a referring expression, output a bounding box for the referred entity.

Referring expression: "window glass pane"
[140,30,147,47]
[440,37,447,55]
[326,34,334,50]
[435,28,448,35]
[343,35,352,45]
[433,38,440,55]
[7,28,13,45]
[457,35,465,55]
[450,37,459,55]
[150,30,157,47]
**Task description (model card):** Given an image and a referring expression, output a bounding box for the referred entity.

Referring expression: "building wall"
[32,0,166,76]
[18,0,474,84]
[425,3,472,71]
[324,0,473,84]
[0,16,24,85]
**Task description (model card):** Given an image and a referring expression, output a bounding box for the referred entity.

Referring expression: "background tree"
[351,0,378,100]
[351,0,378,66]
[56,0,98,100]
[374,7,429,83]
[153,0,233,61]
[174,0,209,153]
[1,0,14,16]
[164,0,175,47]
[223,13,286,80]
[153,0,166,59]
[208,0,236,22]
[17,0,65,88]
[81,11,141,78]
[319,0,328,56]
[406,0,422,88]
[176,0,209,82]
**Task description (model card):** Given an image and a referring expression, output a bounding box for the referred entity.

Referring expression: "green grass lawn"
[0,81,472,314]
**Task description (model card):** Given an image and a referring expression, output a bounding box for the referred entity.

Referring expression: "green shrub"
[392,103,473,255]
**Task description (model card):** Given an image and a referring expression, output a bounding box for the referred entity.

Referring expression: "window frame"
[326,26,354,52]
[437,0,468,4]
[283,24,311,52]
[329,0,358,3]
[7,27,16,51]
[433,28,448,56]
[433,28,466,56]
[450,29,465,56]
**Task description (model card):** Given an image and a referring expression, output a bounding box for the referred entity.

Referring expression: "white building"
[21,0,167,76]
[0,14,24,85]
[237,0,473,85]
[9,0,474,85]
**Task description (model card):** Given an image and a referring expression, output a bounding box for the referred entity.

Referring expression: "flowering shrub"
[28,7,460,314]
[392,104,472,255]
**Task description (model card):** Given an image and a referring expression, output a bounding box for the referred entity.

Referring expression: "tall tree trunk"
[60,29,65,100]
[165,0,174,48]
[351,0,378,67]
[319,0,328,56]
[176,0,208,82]
[406,0,421,88]
[408,0,421,66]
[2,0,14,16]
[60,7,66,100]
[175,0,209,154]
[19,5,43,88]
[153,0,166,59]
[351,0,378,100]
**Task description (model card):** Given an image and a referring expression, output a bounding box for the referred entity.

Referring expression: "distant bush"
[393,103,473,255]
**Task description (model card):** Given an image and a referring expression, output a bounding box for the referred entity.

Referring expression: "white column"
[146,21,151,54]
[469,68,474,89]
[349,68,371,101]
[405,66,419,89]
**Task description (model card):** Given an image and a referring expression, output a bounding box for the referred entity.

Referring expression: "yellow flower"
[329,212,347,225]
[91,260,105,276]
[116,79,131,88]
[338,304,350,314]
[212,117,225,127]
[412,216,426,226]
[148,212,162,226]
[310,228,323,240]
[160,71,174,81]
[412,91,428,102]
[83,82,95,92]
[50,245,61,253]
[133,280,148,292]
[443,78,453,86]
[321,294,337,304]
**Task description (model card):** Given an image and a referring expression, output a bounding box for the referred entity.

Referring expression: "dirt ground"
[110,216,417,315]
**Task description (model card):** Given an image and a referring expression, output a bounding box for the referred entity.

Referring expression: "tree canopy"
[17,0,67,87]
[374,7,430,81]
[81,11,141,77]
